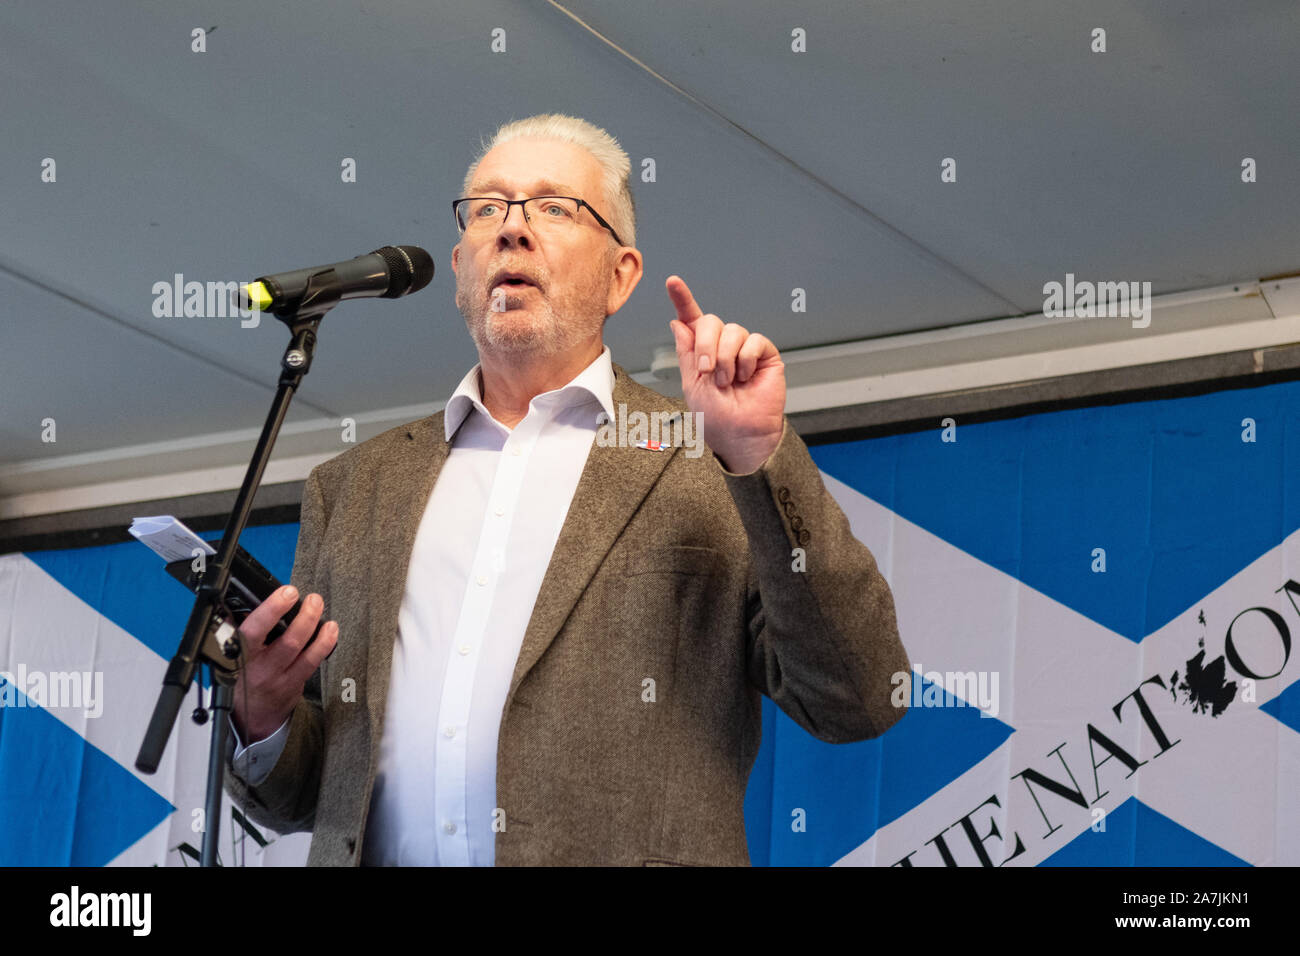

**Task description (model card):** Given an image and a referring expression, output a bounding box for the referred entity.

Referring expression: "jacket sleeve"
[720,417,910,742]
[222,468,329,833]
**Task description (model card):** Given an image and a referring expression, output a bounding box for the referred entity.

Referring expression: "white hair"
[461,113,636,248]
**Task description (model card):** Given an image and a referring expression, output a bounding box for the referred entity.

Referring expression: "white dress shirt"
[230,345,616,866]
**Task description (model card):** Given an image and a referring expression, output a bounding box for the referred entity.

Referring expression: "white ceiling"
[2,0,1297,475]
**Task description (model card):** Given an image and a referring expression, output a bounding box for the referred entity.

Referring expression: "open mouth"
[490,270,539,292]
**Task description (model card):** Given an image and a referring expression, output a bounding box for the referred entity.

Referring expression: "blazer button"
[797,529,811,546]
[777,487,792,502]
[783,500,798,517]
[790,516,804,532]
[347,838,356,853]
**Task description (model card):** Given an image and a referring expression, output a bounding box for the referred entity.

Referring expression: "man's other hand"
[231,586,337,745]
[667,275,786,474]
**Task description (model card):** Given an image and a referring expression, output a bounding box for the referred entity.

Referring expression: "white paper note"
[128,515,217,563]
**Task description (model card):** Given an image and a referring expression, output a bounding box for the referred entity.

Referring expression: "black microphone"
[238,245,434,316]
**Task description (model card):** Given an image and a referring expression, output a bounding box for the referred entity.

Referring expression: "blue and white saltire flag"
[0,524,311,866]
[3,378,1298,865]
[743,377,1300,866]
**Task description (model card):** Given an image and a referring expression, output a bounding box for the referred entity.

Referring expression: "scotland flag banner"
[0,524,312,867]
[747,375,1297,867]
[2,377,1297,867]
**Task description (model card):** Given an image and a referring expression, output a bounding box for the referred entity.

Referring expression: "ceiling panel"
[561,0,1300,302]
[1,0,1295,473]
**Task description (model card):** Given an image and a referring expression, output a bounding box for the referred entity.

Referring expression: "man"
[224,113,909,866]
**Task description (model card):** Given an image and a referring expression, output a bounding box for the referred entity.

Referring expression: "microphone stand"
[135,273,341,867]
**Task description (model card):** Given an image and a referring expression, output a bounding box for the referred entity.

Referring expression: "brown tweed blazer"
[224,361,909,865]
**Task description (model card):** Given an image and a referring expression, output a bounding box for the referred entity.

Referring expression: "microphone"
[237,245,434,316]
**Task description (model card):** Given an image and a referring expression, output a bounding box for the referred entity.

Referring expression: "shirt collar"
[443,344,616,442]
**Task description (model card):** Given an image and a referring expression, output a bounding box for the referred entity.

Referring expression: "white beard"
[456,260,611,357]
[469,296,597,356]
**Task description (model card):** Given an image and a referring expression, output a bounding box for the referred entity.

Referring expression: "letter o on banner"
[1224,606,1291,680]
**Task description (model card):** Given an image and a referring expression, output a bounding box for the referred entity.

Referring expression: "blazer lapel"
[365,411,449,738]
[507,363,682,701]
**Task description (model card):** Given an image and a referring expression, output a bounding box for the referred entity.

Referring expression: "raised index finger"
[666,275,704,325]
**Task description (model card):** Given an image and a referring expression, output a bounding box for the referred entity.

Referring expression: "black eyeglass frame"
[452,195,625,247]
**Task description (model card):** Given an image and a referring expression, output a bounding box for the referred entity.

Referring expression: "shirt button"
[444,726,456,738]
[444,821,457,834]
[459,645,470,655]
[477,574,487,586]
[511,446,521,456]
[495,506,505,516]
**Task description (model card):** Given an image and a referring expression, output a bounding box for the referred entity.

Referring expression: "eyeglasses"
[452,195,624,246]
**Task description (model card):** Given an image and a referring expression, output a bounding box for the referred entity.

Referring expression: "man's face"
[452,137,622,358]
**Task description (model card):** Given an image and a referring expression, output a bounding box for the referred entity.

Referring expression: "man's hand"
[231,586,337,746]
[666,275,786,474]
